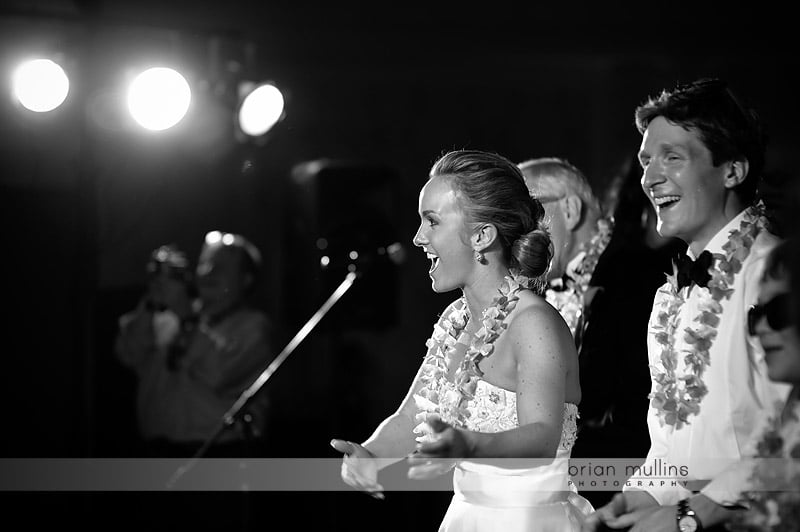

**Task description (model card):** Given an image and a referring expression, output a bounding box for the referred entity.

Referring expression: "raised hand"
[406,417,465,479]
[330,439,384,499]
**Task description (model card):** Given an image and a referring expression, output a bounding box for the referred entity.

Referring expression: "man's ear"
[472,223,498,252]
[563,195,583,232]
[724,158,749,189]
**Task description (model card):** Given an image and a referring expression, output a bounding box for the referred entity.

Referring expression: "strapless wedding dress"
[435,380,593,532]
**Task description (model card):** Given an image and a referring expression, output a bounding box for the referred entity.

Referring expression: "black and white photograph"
[2,2,799,531]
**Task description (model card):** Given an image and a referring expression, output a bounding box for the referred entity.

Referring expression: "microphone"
[319,242,407,270]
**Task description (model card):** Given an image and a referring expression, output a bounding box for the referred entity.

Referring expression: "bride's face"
[412,176,475,293]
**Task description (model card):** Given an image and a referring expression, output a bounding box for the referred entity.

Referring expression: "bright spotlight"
[127,67,191,131]
[12,59,70,113]
[237,82,285,137]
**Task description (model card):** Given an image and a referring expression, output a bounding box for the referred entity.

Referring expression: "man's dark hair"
[635,78,767,205]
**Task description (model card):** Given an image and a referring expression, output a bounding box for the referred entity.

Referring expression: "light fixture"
[236,81,285,139]
[127,67,191,131]
[12,58,70,113]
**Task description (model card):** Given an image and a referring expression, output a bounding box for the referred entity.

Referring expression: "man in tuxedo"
[581,78,791,531]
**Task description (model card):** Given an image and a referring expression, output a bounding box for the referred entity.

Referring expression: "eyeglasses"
[146,245,190,280]
[747,293,792,336]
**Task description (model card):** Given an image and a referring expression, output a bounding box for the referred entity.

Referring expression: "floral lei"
[729,396,800,532]
[545,217,613,336]
[568,217,614,293]
[412,275,525,441]
[650,206,766,429]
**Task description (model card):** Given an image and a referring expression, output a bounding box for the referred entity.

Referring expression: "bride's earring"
[474,250,486,264]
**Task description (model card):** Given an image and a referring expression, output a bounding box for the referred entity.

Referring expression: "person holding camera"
[114,233,274,458]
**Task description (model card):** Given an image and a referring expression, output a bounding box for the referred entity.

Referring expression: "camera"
[146,245,191,282]
[144,245,194,312]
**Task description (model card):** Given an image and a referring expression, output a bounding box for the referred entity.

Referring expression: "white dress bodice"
[464,379,579,453]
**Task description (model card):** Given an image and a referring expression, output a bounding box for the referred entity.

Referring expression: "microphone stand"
[166,270,358,489]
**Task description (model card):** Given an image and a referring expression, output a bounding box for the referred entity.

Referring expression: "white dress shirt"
[623,207,791,506]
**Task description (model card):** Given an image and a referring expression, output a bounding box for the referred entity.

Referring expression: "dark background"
[1,1,797,530]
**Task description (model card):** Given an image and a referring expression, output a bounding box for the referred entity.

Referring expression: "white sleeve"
[622,288,691,505]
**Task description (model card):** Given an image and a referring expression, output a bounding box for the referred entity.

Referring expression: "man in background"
[115,231,274,458]
[520,157,674,508]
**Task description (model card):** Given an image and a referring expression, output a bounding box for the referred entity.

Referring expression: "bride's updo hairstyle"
[429,149,552,281]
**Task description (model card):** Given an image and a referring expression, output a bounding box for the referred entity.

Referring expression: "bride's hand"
[330,439,384,499]
[406,417,467,479]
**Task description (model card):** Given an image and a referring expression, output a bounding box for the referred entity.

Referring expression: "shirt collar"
[688,207,753,260]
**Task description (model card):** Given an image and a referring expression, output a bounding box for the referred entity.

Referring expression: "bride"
[331,149,594,531]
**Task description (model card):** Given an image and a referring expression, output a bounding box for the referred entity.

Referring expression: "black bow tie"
[675,250,714,290]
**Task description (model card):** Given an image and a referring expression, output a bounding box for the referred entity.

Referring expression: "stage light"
[127,67,191,131]
[237,82,285,137]
[12,59,70,113]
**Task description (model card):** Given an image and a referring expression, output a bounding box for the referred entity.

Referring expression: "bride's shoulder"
[508,291,572,332]
[514,289,559,315]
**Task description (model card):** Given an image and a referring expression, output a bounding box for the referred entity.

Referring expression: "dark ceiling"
[2,1,793,55]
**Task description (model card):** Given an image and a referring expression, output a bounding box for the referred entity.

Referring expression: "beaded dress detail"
[466,379,579,453]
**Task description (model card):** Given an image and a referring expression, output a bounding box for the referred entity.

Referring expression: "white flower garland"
[412,275,525,443]
[731,395,800,531]
[545,217,613,337]
[649,206,765,429]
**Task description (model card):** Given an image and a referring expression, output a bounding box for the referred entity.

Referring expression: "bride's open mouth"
[427,253,439,273]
